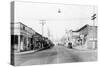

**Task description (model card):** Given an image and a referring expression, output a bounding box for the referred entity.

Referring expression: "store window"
[11,35,18,45]
[11,35,18,50]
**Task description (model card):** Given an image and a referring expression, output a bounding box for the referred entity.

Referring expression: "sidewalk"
[15,50,37,55]
[55,46,97,53]
[73,45,87,50]
[14,48,51,55]
[72,45,97,52]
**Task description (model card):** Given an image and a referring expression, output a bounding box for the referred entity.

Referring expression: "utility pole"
[91,7,96,49]
[47,28,50,39]
[39,20,46,49]
[40,20,46,36]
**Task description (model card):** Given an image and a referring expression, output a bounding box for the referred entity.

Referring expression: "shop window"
[11,35,18,50]
[14,35,18,44]
[11,35,18,45]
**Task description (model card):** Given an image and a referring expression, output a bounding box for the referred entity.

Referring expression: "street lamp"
[58,8,61,13]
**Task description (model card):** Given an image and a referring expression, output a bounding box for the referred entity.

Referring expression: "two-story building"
[11,22,35,52]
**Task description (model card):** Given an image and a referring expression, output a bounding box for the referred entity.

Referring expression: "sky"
[14,1,97,40]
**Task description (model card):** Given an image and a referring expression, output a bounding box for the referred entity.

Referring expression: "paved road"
[15,46,97,66]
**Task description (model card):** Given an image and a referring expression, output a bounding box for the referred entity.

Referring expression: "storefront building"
[11,22,35,52]
[71,24,97,49]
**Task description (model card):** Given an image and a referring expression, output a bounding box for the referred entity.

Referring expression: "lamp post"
[58,8,61,13]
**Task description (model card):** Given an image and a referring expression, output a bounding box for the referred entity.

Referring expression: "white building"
[11,22,35,52]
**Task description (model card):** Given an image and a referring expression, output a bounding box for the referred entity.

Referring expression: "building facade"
[11,22,54,53]
[11,22,35,52]
[71,24,97,49]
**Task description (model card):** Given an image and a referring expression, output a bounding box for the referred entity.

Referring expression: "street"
[15,46,97,66]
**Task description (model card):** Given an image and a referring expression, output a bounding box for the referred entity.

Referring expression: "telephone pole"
[91,6,96,49]
[40,20,46,36]
[47,28,50,39]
